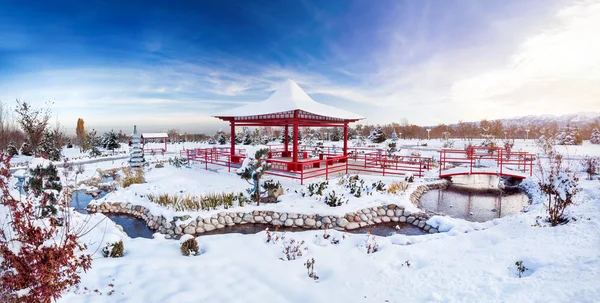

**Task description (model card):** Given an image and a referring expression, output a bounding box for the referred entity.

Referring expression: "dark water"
[198,222,425,237]
[419,176,529,222]
[107,214,154,239]
[71,190,108,214]
[71,190,153,239]
[350,222,426,236]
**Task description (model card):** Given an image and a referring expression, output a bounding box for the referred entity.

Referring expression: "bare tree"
[14,100,52,154]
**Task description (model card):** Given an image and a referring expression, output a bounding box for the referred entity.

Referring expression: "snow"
[141,133,168,139]
[214,79,364,120]
[57,180,600,302]
[3,139,600,302]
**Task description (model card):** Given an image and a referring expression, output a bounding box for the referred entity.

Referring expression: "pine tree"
[7,140,18,156]
[102,130,121,154]
[27,161,63,218]
[591,128,600,144]
[555,124,582,145]
[331,127,341,142]
[217,132,227,145]
[86,129,101,157]
[39,130,62,161]
[236,148,270,205]
[243,131,252,145]
[369,126,386,143]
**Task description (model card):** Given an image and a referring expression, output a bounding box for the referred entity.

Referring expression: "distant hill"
[499,112,600,128]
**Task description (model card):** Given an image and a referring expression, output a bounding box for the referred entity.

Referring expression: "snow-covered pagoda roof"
[214,79,363,122]
[141,133,168,139]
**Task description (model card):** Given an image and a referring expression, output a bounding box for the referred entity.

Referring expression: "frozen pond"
[419,175,529,222]
[71,190,153,238]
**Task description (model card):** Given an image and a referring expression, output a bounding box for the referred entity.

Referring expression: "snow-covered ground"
[3,141,600,302]
[60,176,600,303]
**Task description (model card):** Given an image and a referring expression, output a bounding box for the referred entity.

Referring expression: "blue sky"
[1,0,599,134]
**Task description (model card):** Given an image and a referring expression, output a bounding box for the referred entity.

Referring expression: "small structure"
[130,125,144,168]
[141,133,168,152]
[214,79,363,171]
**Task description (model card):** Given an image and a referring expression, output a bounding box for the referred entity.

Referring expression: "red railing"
[181,145,433,184]
[439,146,534,178]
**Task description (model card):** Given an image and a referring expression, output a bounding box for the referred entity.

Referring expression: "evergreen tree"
[7,140,18,156]
[590,128,600,144]
[86,129,102,157]
[555,124,582,145]
[217,132,227,145]
[39,130,62,161]
[331,127,341,142]
[369,126,386,143]
[102,130,121,153]
[27,161,63,218]
[236,148,270,205]
[243,131,252,145]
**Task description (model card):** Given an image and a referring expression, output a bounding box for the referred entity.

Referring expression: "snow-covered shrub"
[265,227,283,244]
[216,131,227,145]
[387,181,409,194]
[580,156,599,180]
[7,140,18,156]
[339,174,369,197]
[102,238,125,258]
[303,180,328,197]
[280,238,307,261]
[504,139,514,159]
[369,126,386,143]
[0,155,92,303]
[323,190,348,207]
[515,261,528,278]
[121,169,144,188]
[442,138,454,148]
[20,142,33,156]
[365,234,379,254]
[372,180,386,192]
[405,173,414,183]
[555,124,582,145]
[304,258,319,281]
[180,235,200,256]
[237,147,270,205]
[591,128,600,144]
[536,138,581,226]
[168,156,187,168]
[263,179,283,198]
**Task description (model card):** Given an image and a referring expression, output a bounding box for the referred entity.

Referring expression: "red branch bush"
[0,154,92,302]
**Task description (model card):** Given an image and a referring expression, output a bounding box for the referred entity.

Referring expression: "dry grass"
[387,181,409,194]
[145,192,244,211]
[121,169,145,188]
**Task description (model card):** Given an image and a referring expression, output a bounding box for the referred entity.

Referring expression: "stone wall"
[86,181,450,239]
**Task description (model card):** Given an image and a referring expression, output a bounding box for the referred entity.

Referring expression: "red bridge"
[438,146,534,179]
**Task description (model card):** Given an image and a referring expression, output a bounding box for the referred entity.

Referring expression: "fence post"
[345,158,349,174]
[326,160,329,180]
[205,151,208,170]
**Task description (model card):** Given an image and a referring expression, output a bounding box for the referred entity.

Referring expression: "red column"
[343,122,349,156]
[284,125,289,156]
[293,121,299,164]
[230,121,235,156]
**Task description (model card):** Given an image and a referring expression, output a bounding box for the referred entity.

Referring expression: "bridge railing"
[439,147,534,177]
